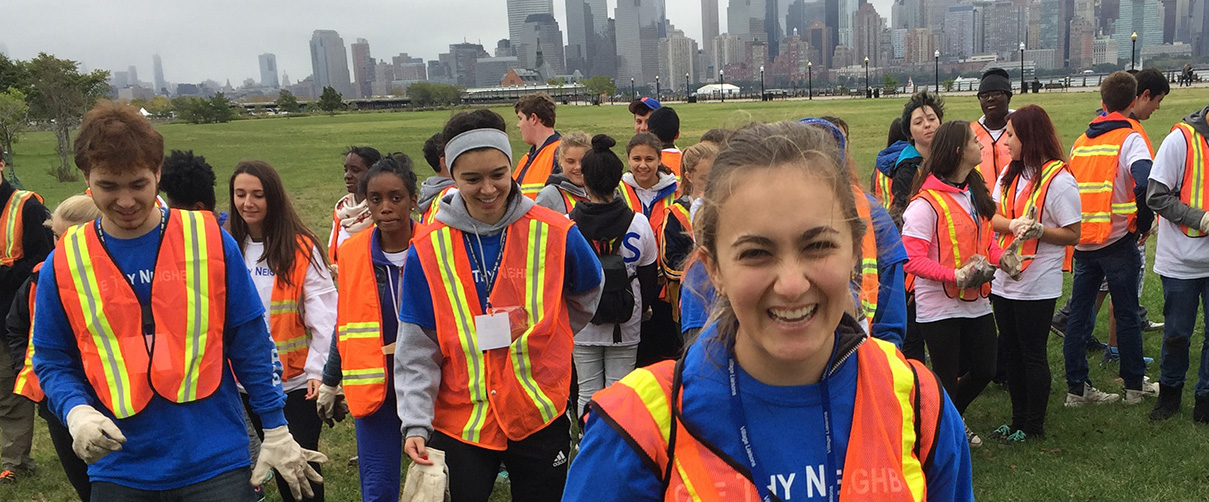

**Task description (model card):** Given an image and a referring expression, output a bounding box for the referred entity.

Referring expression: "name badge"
[475,312,512,351]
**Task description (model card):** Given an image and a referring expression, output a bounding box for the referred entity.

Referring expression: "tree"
[145,95,172,118]
[210,92,235,123]
[547,77,566,86]
[882,74,899,91]
[581,76,616,98]
[0,88,29,166]
[24,53,109,182]
[276,89,301,113]
[406,82,462,107]
[943,77,955,92]
[318,86,343,114]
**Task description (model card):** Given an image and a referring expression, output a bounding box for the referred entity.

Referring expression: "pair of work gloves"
[66,404,328,500]
[957,207,1045,286]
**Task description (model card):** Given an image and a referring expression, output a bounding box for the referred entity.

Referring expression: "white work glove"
[315,384,349,427]
[400,447,450,502]
[1008,206,1044,241]
[66,405,126,464]
[1200,212,1209,234]
[251,425,328,500]
[955,256,996,289]
[998,247,1035,281]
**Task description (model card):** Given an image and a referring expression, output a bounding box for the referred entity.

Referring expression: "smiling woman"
[564,121,976,502]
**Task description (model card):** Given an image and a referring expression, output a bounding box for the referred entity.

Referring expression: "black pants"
[920,313,998,415]
[241,388,323,502]
[902,298,927,362]
[637,300,681,367]
[39,400,90,501]
[429,414,570,502]
[991,295,1056,436]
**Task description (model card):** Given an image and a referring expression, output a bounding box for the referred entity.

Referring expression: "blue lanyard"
[727,347,839,502]
[464,228,507,311]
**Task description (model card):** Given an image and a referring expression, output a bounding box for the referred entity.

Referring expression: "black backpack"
[591,229,637,342]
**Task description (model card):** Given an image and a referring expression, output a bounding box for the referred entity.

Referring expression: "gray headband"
[444,128,513,171]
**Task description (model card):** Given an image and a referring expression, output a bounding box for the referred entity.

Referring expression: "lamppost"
[934,49,940,93]
[720,70,725,103]
[808,61,813,100]
[864,57,870,98]
[630,77,635,99]
[685,72,690,100]
[1131,31,1138,69]
[655,75,660,98]
[1019,42,1026,94]
[760,65,766,101]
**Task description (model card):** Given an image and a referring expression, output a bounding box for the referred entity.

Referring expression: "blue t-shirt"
[867,195,908,346]
[32,212,285,490]
[679,260,715,332]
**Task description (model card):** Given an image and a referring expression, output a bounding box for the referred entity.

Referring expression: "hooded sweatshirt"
[889,144,924,229]
[535,173,589,214]
[394,191,604,442]
[875,140,910,179]
[1148,105,1209,278]
[621,171,678,215]
[417,176,457,216]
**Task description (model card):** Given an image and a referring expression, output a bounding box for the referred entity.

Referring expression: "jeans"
[920,313,998,415]
[1158,276,1209,396]
[573,344,639,418]
[354,391,402,502]
[1064,236,1145,392]
[242,388,324,502]
[992,295,1056,436]
[91,466,257,502]
[429,414,571,502]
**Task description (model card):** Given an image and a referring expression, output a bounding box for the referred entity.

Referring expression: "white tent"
[695,83,740,97]
[138,107,150,117]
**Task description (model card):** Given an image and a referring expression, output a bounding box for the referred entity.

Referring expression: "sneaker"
[1142,318,1165,333]
[1050,322,1066,338]
[0,470,15,484]
[1101,346,1120,365]
[252,485,266,502]
[1065,383,1121,407]
[1003,430,1028,443]
[964,425,982,448]
[989,425,1012,439]
[1086,337,1108,353]
[1124,378,1160,405]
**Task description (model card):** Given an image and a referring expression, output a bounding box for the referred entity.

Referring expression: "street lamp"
[720,70,725,103]
[1131,31,1138,69]
[760,65,765,101]
[864,57,870,98]
[656,75,660,98]
[685,72,690,100]
[934,49,940,93]
[808,61,813,100]
[630,77,635,99]
[1019,42,1026,94]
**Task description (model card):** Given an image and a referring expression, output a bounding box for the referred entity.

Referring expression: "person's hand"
[998,248,1034,281]
[251,425,327,500]
[1200,213,1209,234]
[315,384,349,427]
[956,256,995,288]
[405,436,434,466]
[1009,206,1044,241]
[65,405,126,464]
[327,263,339,279]
[401,447,448,502]
[305,379,322,400]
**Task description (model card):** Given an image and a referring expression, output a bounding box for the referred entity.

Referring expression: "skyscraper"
[520,13,566,73]
[152,54,166,95]
[1115,0,1164,60]
[351,38,374,98]
[702,0,720,64]
[615,0,665,85]
[310,30,354,97]
[128,66,139,86]
[259,53,279,88]
[660,28,699,92]
[854,3,885,66]
[508,0,555,44]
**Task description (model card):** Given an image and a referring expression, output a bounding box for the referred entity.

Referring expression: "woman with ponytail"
[902,120,1009,448]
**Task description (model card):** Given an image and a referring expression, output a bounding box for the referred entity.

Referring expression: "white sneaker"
[1065,383,1121,407]
[964,425,982,448]
[1123,377,1160,405]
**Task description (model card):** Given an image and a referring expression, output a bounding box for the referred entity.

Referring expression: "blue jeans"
[91,466,257,502]
[1159,276,1209,396]
[1064,236,1146,392]
[355,390,403,502]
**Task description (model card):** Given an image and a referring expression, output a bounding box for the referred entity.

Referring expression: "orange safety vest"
[620,181,676,262]
[662,199,693,323]
[421,185,456,224]
[53,209,227,419]
[516,138,562,200]
[558,186,587,214]
[13,264,43,402]
[914,189,994,301]
[335,228,390,418]
[413,206,574,449]
[996,160,1068,271]
[661,148,683,178]
[974,122,1013,190]
[268,239,317,381]
[0,190,43,266]
[853,187,879,328]
[1173,122,1209,237]
[1069,123,1138,245]
[590,338,943,501]
[871,169,893,210]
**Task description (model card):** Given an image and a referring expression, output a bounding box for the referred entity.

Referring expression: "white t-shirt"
[1076,131,1152,251]
[902,191,994,322]
[1151,129,1209,279]
[576,213,658,346]
[243,239,338,393]
[991,169,1082,299]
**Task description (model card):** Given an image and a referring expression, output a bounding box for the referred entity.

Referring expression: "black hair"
[359,153,419,199]
[160,150,217,210]
[344,146,382,168]
[647,107,680,144]
[901,91,945,139]
[1135,68,1170,98]
[886,117,909,146]
[581,134,624,199]
[442,108,507,139]
[421,132,445,173]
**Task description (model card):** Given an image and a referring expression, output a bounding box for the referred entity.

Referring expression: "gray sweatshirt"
[535,175,588,214]
[417,176,457,215]
[395,191,604,441]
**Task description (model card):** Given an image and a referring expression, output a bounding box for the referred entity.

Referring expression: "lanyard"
[727,347,839,502]
[95,208,167,246]
[465,228,507,311]
[96,208,168,337]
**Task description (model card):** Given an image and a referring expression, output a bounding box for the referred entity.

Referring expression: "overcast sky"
[3,0,893,85]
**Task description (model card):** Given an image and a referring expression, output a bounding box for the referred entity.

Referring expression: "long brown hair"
[1000,105,1066,191]
[228,160,328,287]
[911,121,996,219]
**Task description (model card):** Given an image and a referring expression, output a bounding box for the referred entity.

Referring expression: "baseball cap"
[628,97,662,115]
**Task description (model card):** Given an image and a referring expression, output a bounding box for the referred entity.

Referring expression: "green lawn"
[7,89,1209,501]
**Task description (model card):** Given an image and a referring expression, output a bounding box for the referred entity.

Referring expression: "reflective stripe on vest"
[0,190,42,266]
[54,210,226,419]
[872,169,893,210]
[620,181,676,284]
[853,187,879,327]
[13,266,43,402]
[917,189,992,301]
[559,187,585,214]
[1175,123,1209,237]
[590,337,942,501]
[996,160,1067,272]
[268,240,315,381]
[421,185,456,224]
[414,207,574,448]
[516,139,562,200]
[335,228,388,418]
[1070,127,1137,244]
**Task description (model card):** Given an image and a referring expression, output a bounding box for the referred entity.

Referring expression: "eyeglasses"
[978,91,1008,100]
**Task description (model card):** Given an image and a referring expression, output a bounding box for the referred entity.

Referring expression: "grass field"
[7,89,1209,501]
